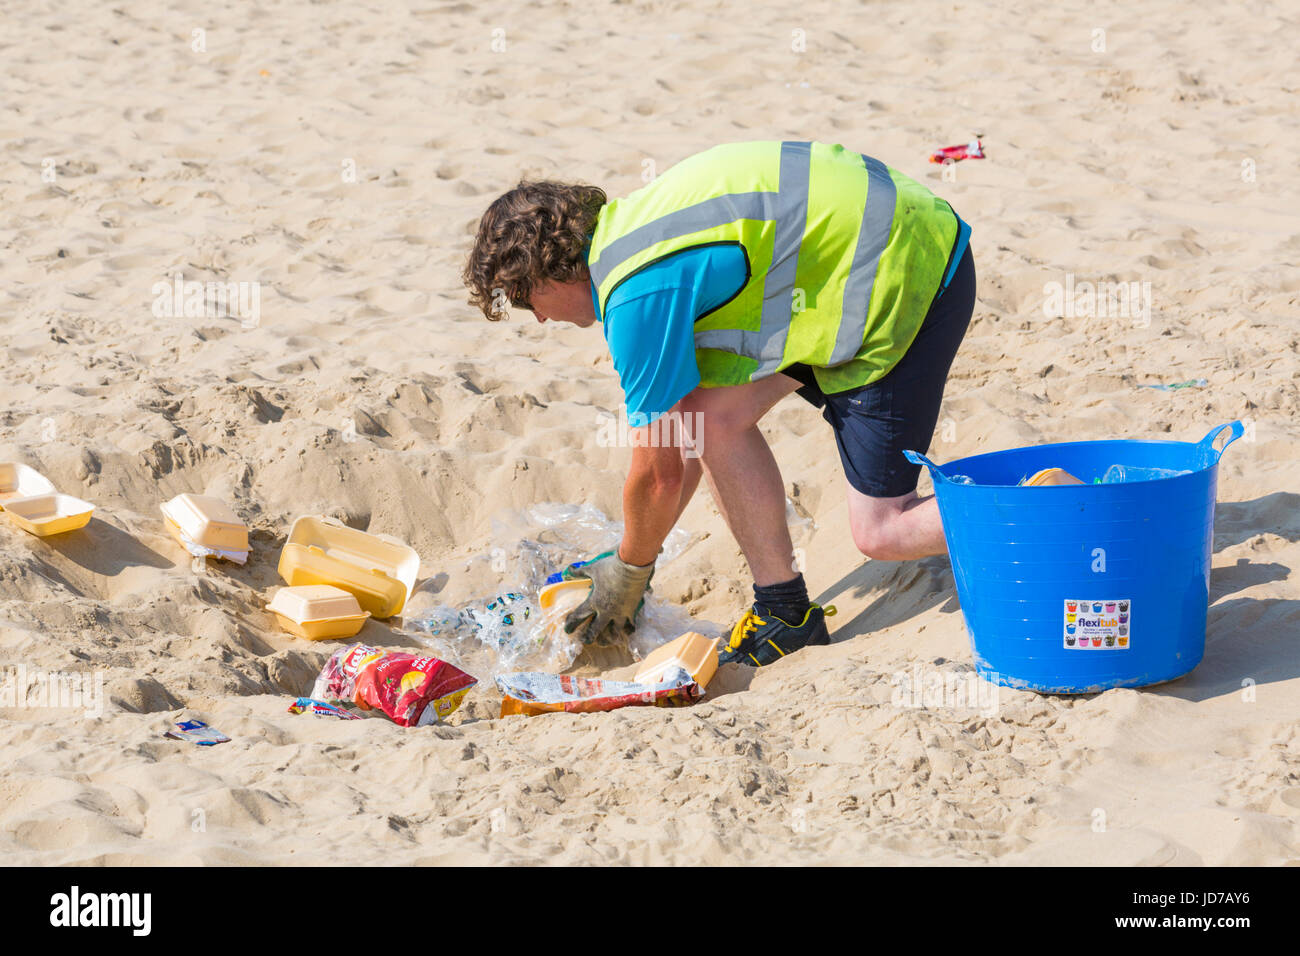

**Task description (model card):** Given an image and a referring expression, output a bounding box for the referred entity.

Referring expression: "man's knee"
[677,403,748,461]
[678,377,799,450]
[852,523,897,561]
[849,494,915,560]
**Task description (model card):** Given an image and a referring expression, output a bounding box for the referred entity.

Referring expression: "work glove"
[562,551,656,645]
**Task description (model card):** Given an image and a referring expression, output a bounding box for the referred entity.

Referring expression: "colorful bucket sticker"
[1064,599,1131,650]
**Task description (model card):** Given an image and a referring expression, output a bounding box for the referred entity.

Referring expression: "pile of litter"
[407,503,721,677]
[929,139,985,164]
[3,474,729,733]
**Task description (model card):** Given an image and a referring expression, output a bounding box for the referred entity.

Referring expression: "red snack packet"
[929,139,985,164]
[312,644,477,727]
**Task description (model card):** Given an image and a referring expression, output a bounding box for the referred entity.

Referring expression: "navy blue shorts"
[781,245,976,498]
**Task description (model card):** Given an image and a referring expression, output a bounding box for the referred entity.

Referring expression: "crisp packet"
[165,719,231,745]
[495,665,702,717]
[311,643,478,727]
[287,697,361,720]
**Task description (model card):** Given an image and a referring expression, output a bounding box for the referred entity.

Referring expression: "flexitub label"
[1063,599,1130,649]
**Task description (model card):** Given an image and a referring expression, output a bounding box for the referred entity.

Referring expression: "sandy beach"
[1,0,1297,865]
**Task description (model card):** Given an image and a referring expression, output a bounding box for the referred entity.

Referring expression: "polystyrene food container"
[277,515,419,619]
[635,631,720,688]
[3,493,95,536]
[0,463,57,509]
[537,579,592,612]
[160,494,249,552]
[537,579,592,636]
[267,585,370,640]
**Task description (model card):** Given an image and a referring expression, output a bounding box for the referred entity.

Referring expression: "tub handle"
[1196,421,1244,466]
[902,449,949,483]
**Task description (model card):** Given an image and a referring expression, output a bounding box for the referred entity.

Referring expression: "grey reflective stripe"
[694,140,812,377]
[829,153,897,365]
[753,141,811,376]
[589,191,778,290]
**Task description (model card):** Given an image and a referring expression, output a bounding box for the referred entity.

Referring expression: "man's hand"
[562,552,656,645]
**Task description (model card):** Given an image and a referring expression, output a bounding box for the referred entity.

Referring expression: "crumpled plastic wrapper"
[495,665,701,717]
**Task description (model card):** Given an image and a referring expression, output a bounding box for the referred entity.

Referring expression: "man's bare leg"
[678,375,803,586]
[672,454,703,526]
[845,484,948,561]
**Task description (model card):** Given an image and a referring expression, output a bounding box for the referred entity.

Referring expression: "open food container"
[3,493,95,536]
[537,578,593,636]
[0,463,57,509]
[267,584,370,641]
[277,515,419,619]
[537,578,592,613]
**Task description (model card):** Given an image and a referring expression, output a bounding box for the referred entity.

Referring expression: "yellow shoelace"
[726,604,838,653]
[726,609,766,652]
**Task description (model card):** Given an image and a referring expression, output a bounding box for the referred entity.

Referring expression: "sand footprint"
[1276,788,1300,812]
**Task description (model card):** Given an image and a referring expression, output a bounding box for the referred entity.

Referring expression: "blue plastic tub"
[903,422,1243,694]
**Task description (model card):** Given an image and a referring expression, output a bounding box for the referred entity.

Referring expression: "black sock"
[754,573,811,623]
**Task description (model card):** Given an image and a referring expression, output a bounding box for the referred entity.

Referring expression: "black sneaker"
[718,603,836,667]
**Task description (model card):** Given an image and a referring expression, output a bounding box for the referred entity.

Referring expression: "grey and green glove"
[562,551,655,645]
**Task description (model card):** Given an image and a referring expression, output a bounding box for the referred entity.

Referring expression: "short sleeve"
[599,244,747,424]
[604,284,701,425]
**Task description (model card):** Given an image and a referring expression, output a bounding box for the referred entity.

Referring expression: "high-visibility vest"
[588,140,960,393]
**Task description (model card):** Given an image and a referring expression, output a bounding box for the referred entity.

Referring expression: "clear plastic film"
[406,503,719,677]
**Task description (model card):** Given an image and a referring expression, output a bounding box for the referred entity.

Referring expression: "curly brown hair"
[462,180,607,320]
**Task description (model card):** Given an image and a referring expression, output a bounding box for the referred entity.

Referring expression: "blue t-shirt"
[595,217,969,425]
[596,244,747,424]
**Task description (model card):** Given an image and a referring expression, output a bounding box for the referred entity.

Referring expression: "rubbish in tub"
[266,585,370,641]
[1019,467,1085,486]
[496,666,702,717]
[1139,378,1208,392]
[949,475,976,485]
[311,643,477,727]
[1100,464,1191,484]
[0,463,57,509]
[634,631,720,688]
[2,493,95,536]
[929,139,985,164]
[164,720,231,745]
[160,493,249,563]
[287,697,361,720]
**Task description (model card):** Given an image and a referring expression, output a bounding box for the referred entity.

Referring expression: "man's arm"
[618,413,687,566]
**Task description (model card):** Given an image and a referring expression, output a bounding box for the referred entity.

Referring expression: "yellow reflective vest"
[588,140,961,393]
